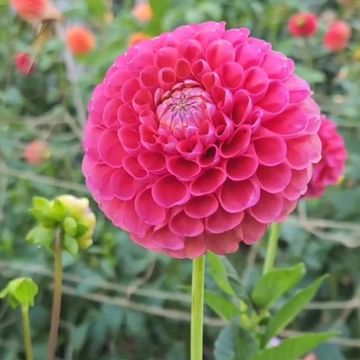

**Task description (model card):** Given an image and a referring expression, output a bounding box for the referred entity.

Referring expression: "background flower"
[324,21,352,52]
[288,12,318,38]
[23,140,50,166]
[14,52,36,75]
[132,2,153,23]
[11,0,47,21]
[66,26,96,55]
[83,22,322,258]
[306,116,347,198]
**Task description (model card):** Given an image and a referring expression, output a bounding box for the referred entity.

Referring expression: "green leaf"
[64,235,79,256]
[214,319,259,360]
[29,208,56,228]
[32,196,51,210]
[263,275,328,345]
[251,263,306,309]
[208,253,235,295]
[254,332,335,360]
[205,290,239,321]
[149,0,170,33]
[0,278,38,308]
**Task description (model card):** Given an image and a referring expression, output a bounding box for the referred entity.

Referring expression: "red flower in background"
[306,116,347,198]
[14,52,36,75]
[82,22,322,258]
[66,26,96,55]
[288,12,318,38]
[11,0,47,21]
[324,21,351,52]
[24,140,51,165]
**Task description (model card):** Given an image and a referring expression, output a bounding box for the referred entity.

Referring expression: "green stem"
[21,305,33,360]
[47,230,63,360]
[263,223,281,275]
[191,255,206,360]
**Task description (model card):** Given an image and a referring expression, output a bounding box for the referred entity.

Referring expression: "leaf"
[149,0,170,33]
[208,253,235,295]
[86,0,107,20]
[251,263,306,309]
[50,199,67,221]
[254,332,335,360]
[214,319,259,360]
[263,275,328,345]
[205,290,239,321]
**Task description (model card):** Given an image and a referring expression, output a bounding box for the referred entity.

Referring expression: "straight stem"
[21,305,33,360]
[191,255,206,360]
[263,223,281,275]
[47,230,63,360]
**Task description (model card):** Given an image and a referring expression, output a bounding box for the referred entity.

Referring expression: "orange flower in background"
[132,2,153,23]
[66,26,96,55]
[24,140,51,166]
[11,0,47,21]
[128,32,151,46]
[14,52,36,75]
[324,21,352,52]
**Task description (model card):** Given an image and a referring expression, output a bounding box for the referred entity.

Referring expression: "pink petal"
[120,78,141,103]
[190,167,226,196]
[206,231,240,255]
[199,144,220,167]
[232,90,253,125]
[284,75,311,103]
[185,194,219,219]
[158,67,176,88]
[117,104,138,126]
[257,82,289,113]
[220,125,251,158]
[110,168,143,200]
[155,47,179,68]
[220,62,244,89]
[123,156,148,179]
[183,235,207,258]
[262,51,294,80]
[179,39,203,62]
[138,150,166,174]
[243,67,269,97]
[219,179,260,213]
[152,175,189,208]
[98,129,127,167]
[167,156,201,180]
[226,154,258,181]
[132,89,154,113]
[118,127,141,153]
[103,98,122,127]
[143,226,184,250]
[135,188,166,225]
[249,191,284,223]
[234,214,268,244]
[253,135,287,166]
[257,163,291,193]
[175,59,191,79]
[206,207,244,233]
[170,211,204,237]
[140,65,159,88]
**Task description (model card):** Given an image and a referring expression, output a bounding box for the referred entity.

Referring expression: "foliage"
[1,0,360,359]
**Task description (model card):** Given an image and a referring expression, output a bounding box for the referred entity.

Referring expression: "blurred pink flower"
[306,116,347,197]
[132,2,153,23]
[288,12,318,38]
[324,21,352,52]
[14,52,36,76]
[11,0,47,21]
[82,22,322,258]
[24,140,50,166]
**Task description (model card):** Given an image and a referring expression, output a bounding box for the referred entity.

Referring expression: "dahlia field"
[0,1,360,360]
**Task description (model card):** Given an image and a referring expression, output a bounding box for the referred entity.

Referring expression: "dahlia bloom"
[11,0,47,21]
[288,12,318,38]
[132,2,153,23]
[24,140,50,165]
[324,21,351,52]
[306,116,347,198]
[66,26,96,55]
[129,32,151,47]
[82,22,322,258]
[14,52,36,76]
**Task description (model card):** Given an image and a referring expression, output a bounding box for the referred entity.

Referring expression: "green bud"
[0,278,38,309]
[63,216,77,237]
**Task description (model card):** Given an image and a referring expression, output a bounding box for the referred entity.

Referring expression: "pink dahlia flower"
[306,116,347,198]
[82,22,322,258]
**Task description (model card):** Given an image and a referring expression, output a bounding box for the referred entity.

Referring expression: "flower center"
[156,82,215,138]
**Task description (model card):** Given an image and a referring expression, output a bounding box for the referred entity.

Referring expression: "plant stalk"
[47,230,63,360]
[21,305,33,360]
[263,223,282,275]
[191,255,206,360]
